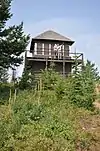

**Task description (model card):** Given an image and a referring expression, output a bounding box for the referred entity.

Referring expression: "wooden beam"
[63,60,65,77]
[46,58,48,70]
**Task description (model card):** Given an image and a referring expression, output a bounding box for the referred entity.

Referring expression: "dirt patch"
[93,101,100,109]
[79,114,100,150]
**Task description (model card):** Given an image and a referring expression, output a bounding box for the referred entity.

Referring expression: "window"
[34,43,37,55]
[42,43,44,55]
[49,44,51,57]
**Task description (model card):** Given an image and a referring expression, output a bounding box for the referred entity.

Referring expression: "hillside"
[0,61,100,151]
[0,89,100,151]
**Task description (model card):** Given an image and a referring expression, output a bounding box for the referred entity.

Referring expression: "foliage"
[0,89,100,151]
[0,0,30,69]
[41,64,62,90]
[40,60,99,110]
[0,83,14,104]
[0,59,100,150]
[0,67,8,83]
[68,60,99,110]
[18,69,35,90]
[83,60,100,81]
[0,90,82,150]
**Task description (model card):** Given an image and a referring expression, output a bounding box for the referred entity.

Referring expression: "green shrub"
[0,83,14,104]
[18,70,35,90]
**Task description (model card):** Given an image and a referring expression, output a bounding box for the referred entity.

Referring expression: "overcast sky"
[7,0,100,77]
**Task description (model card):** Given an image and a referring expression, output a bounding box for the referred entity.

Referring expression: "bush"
[41,68,62,90]
[18,70,35,90]
[0,83,14,104]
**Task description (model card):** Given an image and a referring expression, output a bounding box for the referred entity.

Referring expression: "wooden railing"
[26,50,83,61]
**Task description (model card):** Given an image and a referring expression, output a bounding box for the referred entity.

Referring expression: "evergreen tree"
[18,69,35,90]
[83,60,100,82]
[70,60,99,110]
[0,0,30,69]
[0,67,8,83]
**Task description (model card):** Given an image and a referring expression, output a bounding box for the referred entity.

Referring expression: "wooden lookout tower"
[25,30,83,76]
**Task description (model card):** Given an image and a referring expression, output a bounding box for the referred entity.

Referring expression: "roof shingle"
[34,30,74,42]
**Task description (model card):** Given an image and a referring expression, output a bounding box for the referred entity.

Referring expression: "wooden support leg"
[63,61,65,77]
[46,59,48,70]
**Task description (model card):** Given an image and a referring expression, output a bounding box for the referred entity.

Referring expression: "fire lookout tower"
[25,30,83,76]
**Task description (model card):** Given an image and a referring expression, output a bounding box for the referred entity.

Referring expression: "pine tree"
[83,60,100,82]
[18,69,35,90]
[0,67,8,83]
[70,60,99,110]
[0,0,30,69]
